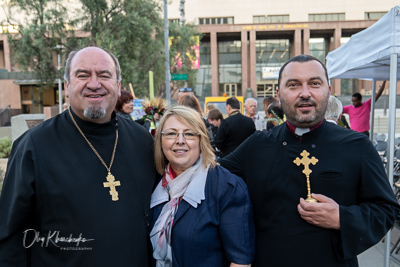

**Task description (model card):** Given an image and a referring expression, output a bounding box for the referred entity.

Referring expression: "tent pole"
[384,52,398,267]
[370,80,376,142]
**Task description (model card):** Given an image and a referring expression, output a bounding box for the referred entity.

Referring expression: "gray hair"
[245,97,257,106]
[325,95,343,121]
[63,47,122,84]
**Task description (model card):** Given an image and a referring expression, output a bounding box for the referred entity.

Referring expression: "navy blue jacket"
[150,165,255,267]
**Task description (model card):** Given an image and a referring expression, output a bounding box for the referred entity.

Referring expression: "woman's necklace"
[68,107,121,201]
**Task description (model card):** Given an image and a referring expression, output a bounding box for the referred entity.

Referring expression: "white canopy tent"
[326,6,400,267]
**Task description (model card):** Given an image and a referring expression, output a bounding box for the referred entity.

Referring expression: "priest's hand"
[297,193,340,230]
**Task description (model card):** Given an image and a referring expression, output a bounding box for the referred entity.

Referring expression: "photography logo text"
[23,229,94,251]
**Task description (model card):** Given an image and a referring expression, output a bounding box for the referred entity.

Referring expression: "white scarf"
[150,156,209,267]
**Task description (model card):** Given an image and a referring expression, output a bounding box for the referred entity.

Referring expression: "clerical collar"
[67,108,118,135]
[286,120,324,136]
[229,110,240,117]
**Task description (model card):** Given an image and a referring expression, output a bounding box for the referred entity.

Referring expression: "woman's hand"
[230,263,251,267]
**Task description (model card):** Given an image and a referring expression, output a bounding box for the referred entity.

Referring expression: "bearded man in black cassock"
[219,55,400,267]
[0,47,157,266]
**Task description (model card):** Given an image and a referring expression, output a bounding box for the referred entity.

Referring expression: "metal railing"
[0,105,11,127]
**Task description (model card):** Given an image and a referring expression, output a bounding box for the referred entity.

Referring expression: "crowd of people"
[0,46,398,267]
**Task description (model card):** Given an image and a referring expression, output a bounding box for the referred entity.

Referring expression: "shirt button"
[283,141,287,146]
[311,144,316,148]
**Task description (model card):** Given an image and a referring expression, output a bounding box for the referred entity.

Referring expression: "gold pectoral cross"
[103,172,121,201]
[293,150,318,203]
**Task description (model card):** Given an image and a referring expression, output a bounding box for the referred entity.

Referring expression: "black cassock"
[0,110,156,267]
[220,120,400,267]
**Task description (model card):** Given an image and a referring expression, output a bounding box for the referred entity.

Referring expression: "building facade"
[0,0,398,120]
[163,0,398,98]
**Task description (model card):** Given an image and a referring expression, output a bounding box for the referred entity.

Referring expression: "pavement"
[358,227,400,267]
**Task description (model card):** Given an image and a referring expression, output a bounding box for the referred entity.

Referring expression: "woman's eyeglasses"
[161,130,200,140]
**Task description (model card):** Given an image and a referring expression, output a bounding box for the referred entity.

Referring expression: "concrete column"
[293,29,302,56]
[210,31,219,96]
[331,27,342,95]
[1,36,11,71]
[303,28,310,55]
[241,30,248,94]
[249,30,256,97]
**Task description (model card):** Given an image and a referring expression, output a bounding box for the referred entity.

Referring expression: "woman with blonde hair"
[150,105,255,267]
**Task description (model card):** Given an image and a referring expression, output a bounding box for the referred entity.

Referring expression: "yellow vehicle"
[204,96,244,118]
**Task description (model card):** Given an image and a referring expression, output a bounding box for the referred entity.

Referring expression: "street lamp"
[55,44,64,114]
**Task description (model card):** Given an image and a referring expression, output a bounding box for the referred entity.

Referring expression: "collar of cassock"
[68,108,118,134]
[286,119,324,136]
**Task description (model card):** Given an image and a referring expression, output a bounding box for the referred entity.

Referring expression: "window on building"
[309,13,345,22]
[195,40,212,97]
[365,12,387,20]
[199,17,234,25]
[255,39,289,96]
[218,40,242,96]
[253,16,265,24]
[253,15,289,24]
[266,15,289,23]
[309,38,329,64]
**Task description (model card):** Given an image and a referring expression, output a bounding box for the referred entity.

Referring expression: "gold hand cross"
[293,150,318,203]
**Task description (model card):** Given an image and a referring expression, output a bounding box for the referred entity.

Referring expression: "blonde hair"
[154,105,217,174]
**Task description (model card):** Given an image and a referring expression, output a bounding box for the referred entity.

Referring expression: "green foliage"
[168,23,202,97]
[6,0,76,90]
[4,0,201,98]
[0,137,12,158]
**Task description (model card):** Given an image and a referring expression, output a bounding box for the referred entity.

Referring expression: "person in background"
[207,108,224,158]
[244,97,263,131]
[115,90,150,130]
[177,87,194,103]
[265,102,284,131]
[208,108,224,131]
[0,46,157,266]
[115,90,134,120]
[206,103,217,118]
[262,96,278,129]
[262,96,278,115]
[178,94,214,146]
[342,81,386,136]
[150,105,255,267]
[219,55,399,267]
[214,97,256,158]
[325,95,343,125]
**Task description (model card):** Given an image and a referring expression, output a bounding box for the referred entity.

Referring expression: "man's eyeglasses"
[161,130,200,140]
[179,87,193,92]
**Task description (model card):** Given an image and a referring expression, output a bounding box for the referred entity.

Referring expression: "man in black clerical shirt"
[0,47,156,266]
[219,55,400,267]
[214,97,255,158]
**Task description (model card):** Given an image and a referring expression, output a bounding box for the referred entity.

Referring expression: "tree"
[76,0,166,97]
[168,22,202,98]
[3,0,201,98]
[5,0,76,90]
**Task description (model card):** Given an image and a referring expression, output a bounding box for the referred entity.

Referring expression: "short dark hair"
[115,90,133,113]
[226,97,240,109]
[278,55,329,89]
[352,92,362,101]
[208,108,223,121]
